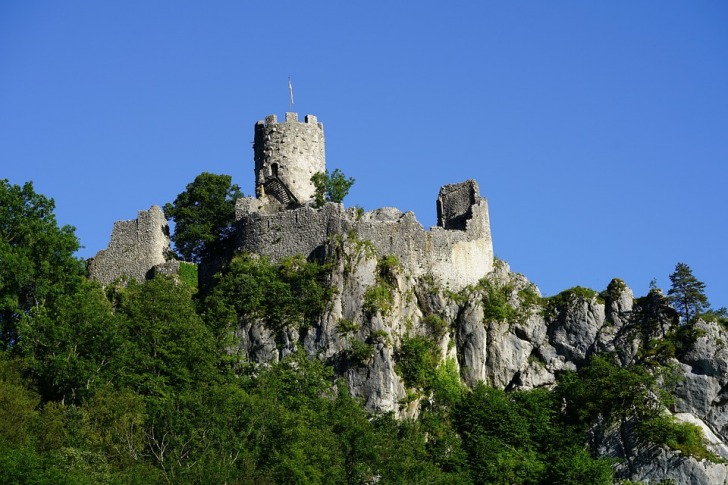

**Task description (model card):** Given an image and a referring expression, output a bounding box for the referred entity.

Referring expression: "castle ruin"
[88,205,174,285]
[90,112,495,291]
[236,112,494,291]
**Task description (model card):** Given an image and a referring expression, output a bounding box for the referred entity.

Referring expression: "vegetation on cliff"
[1,178,724,484]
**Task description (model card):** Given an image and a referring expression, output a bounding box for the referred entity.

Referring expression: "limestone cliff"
[233,249,728,484]
[88,111,728,483]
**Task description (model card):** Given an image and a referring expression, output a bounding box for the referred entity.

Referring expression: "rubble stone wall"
[236,180,493,291]
[88,206,170,285]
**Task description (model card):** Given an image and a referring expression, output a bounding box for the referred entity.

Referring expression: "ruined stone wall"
[88,206,170,285]
[437,180,478,229]
[236,180,493,291]
[254,112,325,204]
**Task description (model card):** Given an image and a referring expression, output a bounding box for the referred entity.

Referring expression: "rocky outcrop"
[594,414,728,484]
[673,320,728,450]
[232,248,728,482]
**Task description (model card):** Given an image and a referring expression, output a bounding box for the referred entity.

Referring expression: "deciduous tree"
[0,180,83,348]
[163,173,242,264]
[311,168,355,207]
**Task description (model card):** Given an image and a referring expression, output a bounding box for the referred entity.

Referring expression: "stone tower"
[253,112,325,205]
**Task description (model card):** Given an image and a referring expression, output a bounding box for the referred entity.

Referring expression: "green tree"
[668,262,709,323]
[456,385,544,483]
[555,354,663,427]
[0,354,39,446]
[0,179,83,348]
[163,172,242,263]
[395,336,441,391]
[17,280,121,404]
[311,168,355,207]
[116,276,218,397]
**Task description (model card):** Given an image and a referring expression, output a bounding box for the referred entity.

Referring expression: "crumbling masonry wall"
[236,179,493,291]
[89,206,171,285]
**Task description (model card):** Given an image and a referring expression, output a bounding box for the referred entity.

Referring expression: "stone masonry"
[237,112,494,291]
[88,206,171,285]
[89,112,494,291]
[254,112,325,205]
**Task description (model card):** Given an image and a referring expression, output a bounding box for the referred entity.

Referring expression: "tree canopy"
[0,179,83,348]
[163,173,242,264]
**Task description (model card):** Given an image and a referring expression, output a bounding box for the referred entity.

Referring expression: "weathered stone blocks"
[235,178,494,292]
[254,112,325,205]
[88,206,170,285]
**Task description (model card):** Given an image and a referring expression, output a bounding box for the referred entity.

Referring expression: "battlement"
[258,112,321,127]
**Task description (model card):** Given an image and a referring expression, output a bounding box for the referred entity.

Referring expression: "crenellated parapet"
[253,112,325,205]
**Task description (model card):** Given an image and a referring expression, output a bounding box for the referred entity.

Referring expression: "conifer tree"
[668,262,709,323]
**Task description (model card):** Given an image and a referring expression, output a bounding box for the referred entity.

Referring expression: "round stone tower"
[253,112,325,205]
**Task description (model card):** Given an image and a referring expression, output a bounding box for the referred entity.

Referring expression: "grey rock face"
[225,238,728,481]
[547,293,605,364]
[456,296,488,387]
[673,320,728,447]
[623,451,728,485]
[598,416,728,485]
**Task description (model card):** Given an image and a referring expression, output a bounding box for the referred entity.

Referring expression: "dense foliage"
[163,172,243,263]
[202,254,333,341]
[0,179,84,349]
[1,179,723,483]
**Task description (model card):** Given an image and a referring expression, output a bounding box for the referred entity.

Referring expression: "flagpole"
[288,77,294,111]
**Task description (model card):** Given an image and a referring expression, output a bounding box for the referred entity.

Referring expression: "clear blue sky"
[2,1,726,306]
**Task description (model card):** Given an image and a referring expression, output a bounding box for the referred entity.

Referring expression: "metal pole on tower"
[288,77,294,111]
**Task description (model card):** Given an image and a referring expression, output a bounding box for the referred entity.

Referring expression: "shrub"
[601,278,627,302]
[371,329,390,346]
[395,336,441,390]
[348,339,374,365]
[311,169,355,207]
[431,358,464,406]
[544,286,602,317]
[518,284,542,311]
[637,414,721,462]
[337,318,360,335]
[422,314,449,338]
[702,307,728,328]
[479,279,520,323]
[363,283,394,316]
[362,255,401,317]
